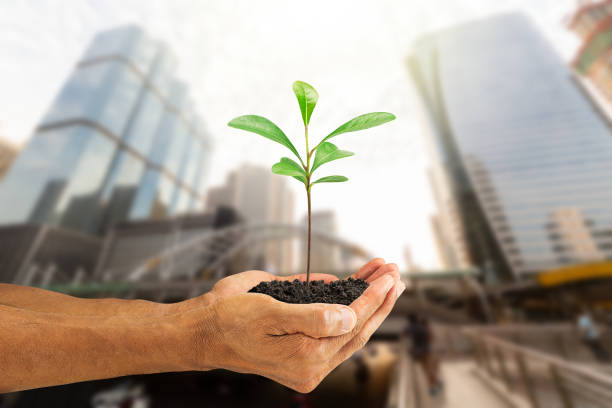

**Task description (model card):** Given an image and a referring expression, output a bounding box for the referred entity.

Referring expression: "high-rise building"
[409,13,612,281]
[206,164,295,273]
[301,210,341,275]
[0,26,211,236]
[0,137,18,181]
[568,0,612,115]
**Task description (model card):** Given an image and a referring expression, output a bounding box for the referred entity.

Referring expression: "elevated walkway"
[386,322,612,408]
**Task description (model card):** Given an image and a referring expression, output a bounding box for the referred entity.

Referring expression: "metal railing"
[464,328,612,408]
[464,323,612,363]
[114,222,373,282]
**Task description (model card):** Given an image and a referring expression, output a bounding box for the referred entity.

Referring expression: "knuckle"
[314,307,330,327]
[294,383,311,394]
[354,333,370,349]
[294,336,314,359]
[296,378,320,394]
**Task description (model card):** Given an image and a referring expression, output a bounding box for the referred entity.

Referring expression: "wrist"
[171,301,225,372]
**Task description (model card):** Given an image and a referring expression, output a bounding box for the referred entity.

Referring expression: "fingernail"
[339,307,356,333]
[395,282,406,299]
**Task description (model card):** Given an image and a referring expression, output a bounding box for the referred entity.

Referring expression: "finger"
[330,280,406,366]
[350,274,396,329]
[278,273,339,284]
[317,274,396,353]
[353,258,385,280]
[365,263,399,284]
[273,302,357,338]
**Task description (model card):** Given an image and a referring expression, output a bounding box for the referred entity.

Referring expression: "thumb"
[276,302,357,338]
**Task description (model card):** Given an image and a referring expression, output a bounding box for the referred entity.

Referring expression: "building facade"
[568,0,612,112]
[409,13,612,281]
[0,138,18,181]
[206,164,295,274]
[0,26,211,236]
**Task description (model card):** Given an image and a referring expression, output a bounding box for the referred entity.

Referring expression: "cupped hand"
[187,259,405,393]
[210,257,398,300]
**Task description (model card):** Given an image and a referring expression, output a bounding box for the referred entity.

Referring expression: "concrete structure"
[206,164,295,274]
[0,25,211,236]
[548,207,604,263]
[568,0,612,116]
[408,13,612,281]
[0,137,18,181]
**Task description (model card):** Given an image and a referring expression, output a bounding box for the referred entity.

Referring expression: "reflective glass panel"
[82,26,157,75]
[42,61,143,137]
[123,89,164,156]
[95,150,146,233]
[0,125,115,234]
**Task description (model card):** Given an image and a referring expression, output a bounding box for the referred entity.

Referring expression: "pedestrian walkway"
[439,360,506,408]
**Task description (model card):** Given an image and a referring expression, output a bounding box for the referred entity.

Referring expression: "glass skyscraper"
[409,13,612,281]
[0,25,211,235]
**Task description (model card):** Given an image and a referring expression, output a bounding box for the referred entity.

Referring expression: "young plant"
[228,81,395,283]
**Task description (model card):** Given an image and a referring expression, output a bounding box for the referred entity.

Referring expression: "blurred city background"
[1,0,612,407]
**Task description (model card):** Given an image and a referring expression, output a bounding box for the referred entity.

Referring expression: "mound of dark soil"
[248,278,369,305]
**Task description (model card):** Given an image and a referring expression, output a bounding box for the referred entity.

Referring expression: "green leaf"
[271,157,307,180]
[311,142,354,173]
[321,112,396,144]
[292,81,319,126]
[311,175,348,186]
[292,175,307,185]
[228,115,302,162]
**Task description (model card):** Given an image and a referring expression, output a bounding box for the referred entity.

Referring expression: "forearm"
[0,283,213,318]
[0,303,216,393]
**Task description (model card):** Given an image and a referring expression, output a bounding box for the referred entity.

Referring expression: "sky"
[0,0,580,270]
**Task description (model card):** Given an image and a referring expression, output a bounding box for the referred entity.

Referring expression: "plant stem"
[304,125,311,284]
[306,188,312,284]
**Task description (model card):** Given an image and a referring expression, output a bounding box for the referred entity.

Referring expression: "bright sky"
[0,0,580,270]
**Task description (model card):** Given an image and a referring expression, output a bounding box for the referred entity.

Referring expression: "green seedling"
[228,81,395,283]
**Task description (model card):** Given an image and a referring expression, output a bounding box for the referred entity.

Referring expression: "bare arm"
[0,283,209,317]
[0,303,199,392]
[0,259,403,394]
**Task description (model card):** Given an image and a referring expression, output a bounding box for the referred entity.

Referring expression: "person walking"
[576,307,610,362]
[405,314,441,396]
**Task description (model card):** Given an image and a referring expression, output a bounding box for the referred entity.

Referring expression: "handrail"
[464,328,612,387]
[464,327,612,408]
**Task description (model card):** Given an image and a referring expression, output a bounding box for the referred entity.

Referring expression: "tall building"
[568,0,612,114]
[0,137,18,181]
[409,13,612,281]
[206,164,295,273]
[0,26,211,236]
[301,210,341,275]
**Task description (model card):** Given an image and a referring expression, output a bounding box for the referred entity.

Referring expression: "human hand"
[209,257,398,300]
[181,259,404,393]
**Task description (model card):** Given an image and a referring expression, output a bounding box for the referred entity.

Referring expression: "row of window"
[0,28,211,235]
[0,125,206,235]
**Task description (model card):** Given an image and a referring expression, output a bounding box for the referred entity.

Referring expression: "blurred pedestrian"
[405,314,441,396]
[353,353,371,407]
[576,307,610,362]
